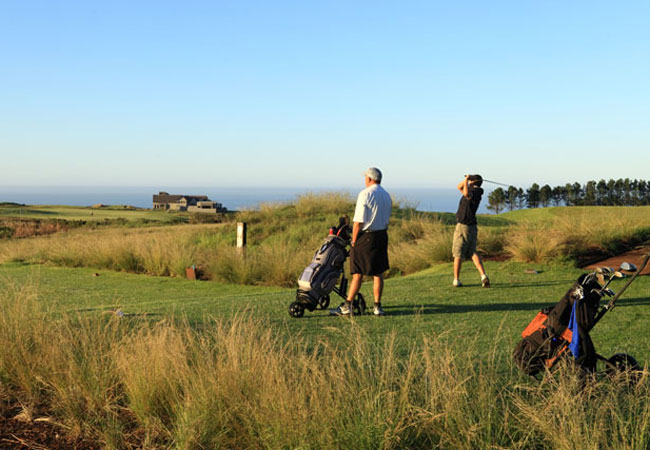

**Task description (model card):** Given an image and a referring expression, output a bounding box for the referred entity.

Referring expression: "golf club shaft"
[483,179,512,188]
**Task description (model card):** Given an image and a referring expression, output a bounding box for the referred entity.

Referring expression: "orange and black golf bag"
[513,255,649,377]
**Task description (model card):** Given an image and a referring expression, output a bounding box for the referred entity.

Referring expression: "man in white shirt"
[332,167,392,316]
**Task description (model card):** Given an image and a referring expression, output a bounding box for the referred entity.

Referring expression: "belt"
[362,229,387,234]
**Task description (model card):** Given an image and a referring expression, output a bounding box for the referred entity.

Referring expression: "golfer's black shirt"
[456,187,483,225]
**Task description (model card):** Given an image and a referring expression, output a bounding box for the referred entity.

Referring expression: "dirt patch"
[0,405,99,449]
[583,246,650,275]
[483,253,510,262]
[0,218,71,238]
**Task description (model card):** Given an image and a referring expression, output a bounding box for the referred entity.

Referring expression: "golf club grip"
[607,253,650,308]
[591,254,649,329]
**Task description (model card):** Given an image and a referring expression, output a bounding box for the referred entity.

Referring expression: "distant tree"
[571,182,583,206]
[526,183,541,208]
[623,178,632,205]
[584,181,597,205]
[614,179,624,205]
[607,179,616,205]
[516,188,526,209]
[505,186,518,211]
[487,188,506,214]
[596,179,608,205]
[492,178,650,209]
[564,183,575,206]
[539,184,553,207]
[551,186,564,206]
[630,179,640,205]
[639,180,648,205]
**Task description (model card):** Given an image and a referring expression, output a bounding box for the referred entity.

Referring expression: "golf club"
[482,179,512,188]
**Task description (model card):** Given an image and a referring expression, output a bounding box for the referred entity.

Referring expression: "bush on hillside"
[0,226,14,239]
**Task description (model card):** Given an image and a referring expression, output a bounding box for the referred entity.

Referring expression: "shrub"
[294,191,354,218]
[205,247,265,285]
[505,225,562,263]
[189,213,223,224]
[552,214,650,265]
[114,249,144,273]
[389,219,454,274]
[0,226,14,239]
[477,227,507,256]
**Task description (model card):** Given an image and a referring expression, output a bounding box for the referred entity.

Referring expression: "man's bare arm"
[351,221,362,246]
[457,175,471,199]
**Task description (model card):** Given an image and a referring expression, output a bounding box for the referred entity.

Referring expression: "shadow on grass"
[612,296,650,307]
[385,296,650,316]
[429,279,574,289]
[487,279,576,289]
[385,302,553,315]
[23,209,57,216]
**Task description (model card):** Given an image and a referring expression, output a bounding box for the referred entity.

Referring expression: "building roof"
[153,194,210,203]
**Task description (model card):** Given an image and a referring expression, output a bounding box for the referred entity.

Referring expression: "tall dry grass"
[294,191,355,217]
[505,223,562,263]
[505,212,650,264]
[2,197,650,286]
[2,283,649,448]
[0,225,208,277]
[389,217,454,275]
[553,214,650,264]
[0,194,357,287]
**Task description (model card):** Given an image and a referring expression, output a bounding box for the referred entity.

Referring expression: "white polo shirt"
[353,183,392,231]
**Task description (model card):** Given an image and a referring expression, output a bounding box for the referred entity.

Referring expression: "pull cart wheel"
[318,295,331,310]
[289,302,305,318]
[606,353,641,374]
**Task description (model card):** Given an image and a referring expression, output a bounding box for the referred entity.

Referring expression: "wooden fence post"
[236,222,247,254]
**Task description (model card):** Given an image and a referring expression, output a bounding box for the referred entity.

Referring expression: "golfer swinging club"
[452,174,490,288]
[332,167,392,316]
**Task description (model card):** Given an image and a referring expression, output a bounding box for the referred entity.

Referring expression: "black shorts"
[350,230,389,276]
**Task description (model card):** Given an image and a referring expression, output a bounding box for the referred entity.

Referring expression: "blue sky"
[1,0,649,189]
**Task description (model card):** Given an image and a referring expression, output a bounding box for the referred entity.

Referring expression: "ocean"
[0,186,488,214]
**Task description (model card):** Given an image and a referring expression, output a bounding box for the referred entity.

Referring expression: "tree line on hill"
[487,178,650,214]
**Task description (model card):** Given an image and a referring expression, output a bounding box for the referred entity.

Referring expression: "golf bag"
[297,234,348,301]
[289,217,367,318]
[513,255,649,378]
[513,274,602,376]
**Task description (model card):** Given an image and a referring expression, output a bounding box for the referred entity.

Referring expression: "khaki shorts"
[452,223,478,259]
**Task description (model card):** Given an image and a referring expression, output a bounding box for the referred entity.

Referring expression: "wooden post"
[185,265,197,280]
[236,222,247,253]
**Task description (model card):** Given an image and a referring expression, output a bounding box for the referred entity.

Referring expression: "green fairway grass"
[2,260,648,362]
[499,205,650,223]
[0,204,184,222]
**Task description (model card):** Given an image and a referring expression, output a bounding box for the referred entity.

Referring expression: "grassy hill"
[497,204,650,223]
[0,203,184,222]
[2,197,649,285]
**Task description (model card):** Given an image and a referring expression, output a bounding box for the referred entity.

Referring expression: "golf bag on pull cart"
[289,217,367,318]
[513,254,649,378]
